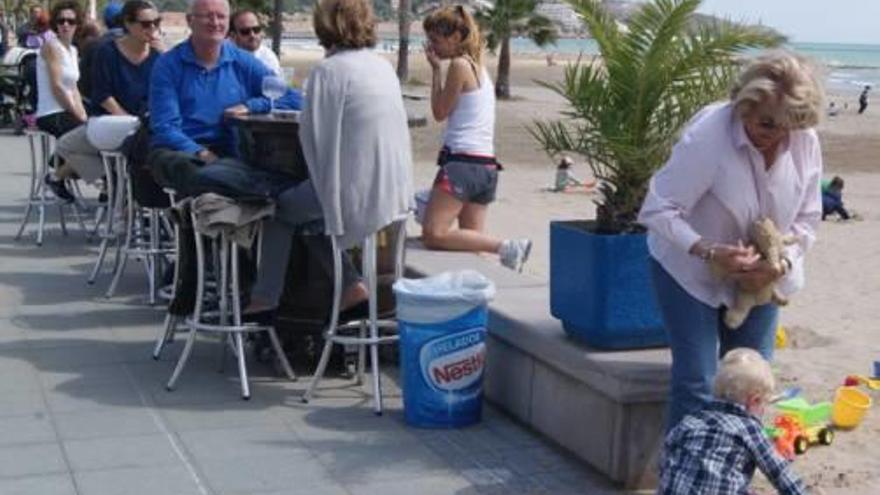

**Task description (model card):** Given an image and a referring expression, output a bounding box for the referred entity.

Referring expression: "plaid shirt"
[659,400,808,495]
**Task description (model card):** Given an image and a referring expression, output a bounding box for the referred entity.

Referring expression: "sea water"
[281,35,880,92]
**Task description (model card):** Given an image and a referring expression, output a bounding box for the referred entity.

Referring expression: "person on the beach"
[858,85,869,114]
[639,51,824,430]
[659,348,807,494]
[827,101,839,117]
[551,155,595,192]
[420,5,531,272]
[821,176,851,220]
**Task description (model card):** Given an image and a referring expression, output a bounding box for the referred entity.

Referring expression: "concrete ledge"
[405,241,671,489]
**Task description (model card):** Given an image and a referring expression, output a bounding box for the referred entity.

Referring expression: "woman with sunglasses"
[638,51,825,431]
[420,5,531,272]
[52,0,162,195]
[36,1,86,202]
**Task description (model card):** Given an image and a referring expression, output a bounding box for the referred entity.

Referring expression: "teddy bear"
[721,217,798,329]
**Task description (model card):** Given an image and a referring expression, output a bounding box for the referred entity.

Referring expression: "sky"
[696,0,880,45]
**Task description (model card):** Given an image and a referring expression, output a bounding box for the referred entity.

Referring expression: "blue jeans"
[650,258,777,431]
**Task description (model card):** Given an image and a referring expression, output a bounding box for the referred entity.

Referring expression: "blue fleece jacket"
[149,39,302,155]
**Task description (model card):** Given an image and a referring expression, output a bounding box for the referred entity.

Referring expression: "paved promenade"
[0,133,625,495]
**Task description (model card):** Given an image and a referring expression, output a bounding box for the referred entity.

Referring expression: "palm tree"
[271,0,282,56]
[396,0,410,82]
[475,0,558,99]
[531,0,783,233]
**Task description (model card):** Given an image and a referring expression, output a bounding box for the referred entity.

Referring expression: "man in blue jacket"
[148,0,301,193]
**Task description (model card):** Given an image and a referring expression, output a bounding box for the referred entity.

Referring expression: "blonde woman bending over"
[421,5,531,272]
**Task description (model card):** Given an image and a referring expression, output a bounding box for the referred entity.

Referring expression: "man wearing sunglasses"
[229,9,281,76]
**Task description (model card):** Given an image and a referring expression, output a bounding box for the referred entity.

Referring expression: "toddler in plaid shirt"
[659,348,808,494]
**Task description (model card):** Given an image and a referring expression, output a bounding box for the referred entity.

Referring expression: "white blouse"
[638,102,822,309]
[36,39,79,118]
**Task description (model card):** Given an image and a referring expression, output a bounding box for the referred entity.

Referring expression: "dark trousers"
[36,111,80,138]
[148,148,210,196]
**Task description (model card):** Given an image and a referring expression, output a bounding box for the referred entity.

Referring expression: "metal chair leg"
[153,313,178,360]
[267,327,296,381]
[364,235,383,415]
[302,236,344,403]
[235,332,250,400]
[88,237,111,284]
[58,203,68,236]
[15,134,39,242]
[167,220,207,391]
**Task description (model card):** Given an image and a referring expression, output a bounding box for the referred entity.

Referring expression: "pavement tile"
[0,473,77,495]
[39,362,132,389]
[246,486,350,495]
[31,341,127,369]
[53,408,162,441]
[63,434,182,472]
[0,442,67,478]
[0,388,48,418]
[0,414,57,446]
[44,382,145,413]
[344,473,476,495]
[178,425,307,460]
[158,400,288,432]
[74,465,206,495]
[197,451,334,495]
[0,355,40,392]
[313,441,455,484]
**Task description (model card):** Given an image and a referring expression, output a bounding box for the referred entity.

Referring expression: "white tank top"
[36,40,79,118]
[443,65,495,156]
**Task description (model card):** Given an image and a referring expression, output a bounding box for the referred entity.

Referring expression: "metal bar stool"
[165,209,295,400]
[15,130,88,246]
[88,150,126,285]
[302,216,408,415]
[103,157,175,304]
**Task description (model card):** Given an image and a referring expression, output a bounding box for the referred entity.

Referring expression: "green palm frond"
[532,0,781,233]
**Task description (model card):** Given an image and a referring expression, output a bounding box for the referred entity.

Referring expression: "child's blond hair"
[713,348,775,405]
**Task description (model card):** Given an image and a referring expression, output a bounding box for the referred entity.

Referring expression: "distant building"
[536,1,584,34]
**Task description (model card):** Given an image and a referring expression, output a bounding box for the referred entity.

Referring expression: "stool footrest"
[185,321,271,334]
[327,335,399,346]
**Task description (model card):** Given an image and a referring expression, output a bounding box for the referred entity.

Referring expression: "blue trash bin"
[393,270,496,428]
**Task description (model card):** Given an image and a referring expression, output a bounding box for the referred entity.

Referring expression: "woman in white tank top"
[36,1,88,202]
[420,5,532,272]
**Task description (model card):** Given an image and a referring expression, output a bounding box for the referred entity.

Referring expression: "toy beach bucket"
[831,386,872,429]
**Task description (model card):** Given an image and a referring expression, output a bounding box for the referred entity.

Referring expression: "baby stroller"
[0,47,38,132]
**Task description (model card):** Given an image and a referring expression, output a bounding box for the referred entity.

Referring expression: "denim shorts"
[433,160,499,205]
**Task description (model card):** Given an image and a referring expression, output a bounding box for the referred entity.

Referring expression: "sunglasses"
[236,26,262,36]
[134,18,161,29]
[55,17,78,26]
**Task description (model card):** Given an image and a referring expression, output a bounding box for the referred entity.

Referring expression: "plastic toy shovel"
[844,375,880,390]
[770,387,802,404]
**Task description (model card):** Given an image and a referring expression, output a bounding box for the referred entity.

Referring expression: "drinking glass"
[261,74,286,114]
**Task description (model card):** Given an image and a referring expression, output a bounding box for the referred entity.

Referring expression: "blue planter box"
[550,221,668,350]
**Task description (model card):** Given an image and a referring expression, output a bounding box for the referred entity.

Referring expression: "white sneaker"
[499,239,532,272]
